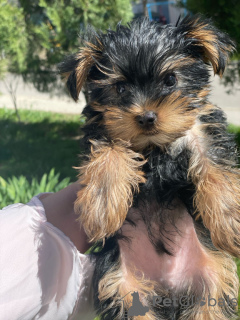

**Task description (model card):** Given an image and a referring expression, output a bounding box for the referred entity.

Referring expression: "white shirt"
[0,195,96,320]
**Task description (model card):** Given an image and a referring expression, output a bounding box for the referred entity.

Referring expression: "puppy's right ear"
[59,43,102,101]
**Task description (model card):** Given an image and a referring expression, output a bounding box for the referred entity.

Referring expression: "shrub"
[0,168,70,209]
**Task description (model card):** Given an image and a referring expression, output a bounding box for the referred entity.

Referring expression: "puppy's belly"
[118,206,209,292]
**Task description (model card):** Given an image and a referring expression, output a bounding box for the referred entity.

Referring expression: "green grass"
[0,108,85,182]
[228,124,240,146]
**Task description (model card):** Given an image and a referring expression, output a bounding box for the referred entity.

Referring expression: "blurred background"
[0,0,239,207]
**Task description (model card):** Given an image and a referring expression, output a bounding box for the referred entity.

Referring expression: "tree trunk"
[143,0,148,17]
[4,77,21,122]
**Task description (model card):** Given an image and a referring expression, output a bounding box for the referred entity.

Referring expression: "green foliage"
[0,0,134,91]
[16,0,134,92]
[228,123,240,147]
[0,0,28,77]
[0,169,70,209]
[179,0,240,53]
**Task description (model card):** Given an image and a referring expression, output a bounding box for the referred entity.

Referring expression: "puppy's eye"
[164,73,177,87]
[116,83,126,94]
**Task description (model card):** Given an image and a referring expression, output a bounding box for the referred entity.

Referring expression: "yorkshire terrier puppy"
[60,15,239,319]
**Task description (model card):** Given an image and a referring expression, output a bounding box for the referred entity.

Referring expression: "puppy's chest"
[137,146,194,205]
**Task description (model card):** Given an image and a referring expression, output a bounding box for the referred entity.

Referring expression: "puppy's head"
[60,15,235,150]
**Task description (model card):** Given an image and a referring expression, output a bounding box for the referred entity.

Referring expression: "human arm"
[40,182,91,253]
[0,183,96,320]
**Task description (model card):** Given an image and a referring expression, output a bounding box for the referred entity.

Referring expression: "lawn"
[0,108,85,182]
[0,107,240,317]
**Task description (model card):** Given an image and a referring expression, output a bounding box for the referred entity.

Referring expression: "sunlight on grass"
[0,108,85,181]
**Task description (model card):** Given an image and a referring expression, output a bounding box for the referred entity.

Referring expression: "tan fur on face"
[90,64,126,86]
[104,91,198,151]
[197,87,210,100]
[161,56,195,73]
[74,140,146,241]
[187,105,240,258]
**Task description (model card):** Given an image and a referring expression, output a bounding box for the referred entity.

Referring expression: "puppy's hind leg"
[188,107,240,258]
[75,140,146,242]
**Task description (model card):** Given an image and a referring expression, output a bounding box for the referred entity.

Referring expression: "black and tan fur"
[59,15,239,319]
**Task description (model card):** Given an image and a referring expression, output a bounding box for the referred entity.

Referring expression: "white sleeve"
[0,196,96,320]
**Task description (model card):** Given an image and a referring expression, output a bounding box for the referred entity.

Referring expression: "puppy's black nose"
[137,111,157,128]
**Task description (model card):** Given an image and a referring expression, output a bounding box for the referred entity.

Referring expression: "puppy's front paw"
[75,140,146,242]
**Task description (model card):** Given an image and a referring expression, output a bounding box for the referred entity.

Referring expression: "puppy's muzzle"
[136,111,157,130]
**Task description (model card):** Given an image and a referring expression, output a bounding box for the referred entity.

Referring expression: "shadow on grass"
[0,117,84,182]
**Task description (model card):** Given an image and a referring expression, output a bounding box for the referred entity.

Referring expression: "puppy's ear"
[59,42,102,101]
[178,15,235,76]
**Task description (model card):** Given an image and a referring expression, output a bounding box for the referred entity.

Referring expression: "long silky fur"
[60,14,238,320]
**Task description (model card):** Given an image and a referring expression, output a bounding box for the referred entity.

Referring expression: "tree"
[18,0,134,92]
[0,0,28,120]
[143,0,148,17]
[0,0,28,76]
[0,0,134,118]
